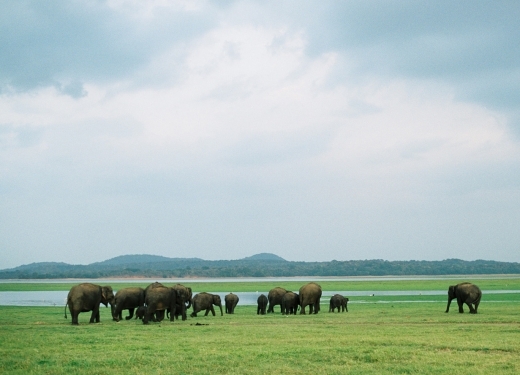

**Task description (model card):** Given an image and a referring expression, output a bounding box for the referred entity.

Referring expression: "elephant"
[171,284,192,321]
[225,293,239,314]
[112,287,145,322]
[267,287,289,313]
[143,285,177,324]
[135,305,146,320]
[445,282,482,314]
[281,292,299,315]
[144,282,167,322]
[299,282,322,315]
[329,294,349,312]
[257,294,268,315]
[64,283,115,325]
[190,293,223,317]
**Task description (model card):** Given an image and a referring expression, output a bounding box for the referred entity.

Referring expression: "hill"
[241,253,286,261]
[94,254,204,265]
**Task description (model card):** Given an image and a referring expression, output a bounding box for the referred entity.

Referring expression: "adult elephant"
[112,287,145,322]
[64,283,115,325]
[267,287,289,313]
[225,293,239,314]
[191,293,223,317]
[257,294,268,315]
[299,282,322,315]
[445,282,482,314]
[281,292,299,315]
[329,294,349,313]
[172,284,192,321]
[144,282,167,321]
[143,285,177,324]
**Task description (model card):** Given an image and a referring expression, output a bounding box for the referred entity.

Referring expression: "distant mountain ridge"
[241,253,286,261]
[94,254,205,265]
[1,255,519,279]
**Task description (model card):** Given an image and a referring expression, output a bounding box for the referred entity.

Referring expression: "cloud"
[1,1,520,268]
[0,0,216,94]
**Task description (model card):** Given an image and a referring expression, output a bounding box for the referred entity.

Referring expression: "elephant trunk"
[218,304,223,316]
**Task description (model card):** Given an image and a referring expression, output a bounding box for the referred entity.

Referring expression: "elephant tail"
[64,300,68,319]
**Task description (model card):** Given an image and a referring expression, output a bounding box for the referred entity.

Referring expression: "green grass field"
[0,278,519,374]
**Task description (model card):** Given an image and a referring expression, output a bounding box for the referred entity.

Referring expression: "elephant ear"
[101,286,110,301]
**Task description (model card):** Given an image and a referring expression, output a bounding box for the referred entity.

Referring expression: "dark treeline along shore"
[1,253,520,279]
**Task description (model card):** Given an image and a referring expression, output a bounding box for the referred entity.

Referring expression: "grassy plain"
[0,278,519,374]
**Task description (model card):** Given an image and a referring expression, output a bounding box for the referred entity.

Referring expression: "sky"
[1,1,520,269]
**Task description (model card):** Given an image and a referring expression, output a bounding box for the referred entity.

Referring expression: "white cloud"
[1,3,520,268]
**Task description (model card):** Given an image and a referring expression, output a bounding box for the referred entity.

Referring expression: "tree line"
[1,258,519,279]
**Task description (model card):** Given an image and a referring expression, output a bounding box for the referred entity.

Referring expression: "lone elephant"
[191,293,223,317]
[299,282,322,315]
[329,294,349,312]
[143,285,177,324]
[267,287,289,313]
[64,283,115,325]
[257,294,268,315]
[446,282,482,314]
[225,293,239,314]
[281,292,299,315]
[113,287,145,322]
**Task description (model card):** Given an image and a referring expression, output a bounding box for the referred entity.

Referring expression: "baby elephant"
[329,294,349,313]
[257,294,268,315]
[135,306,146,320]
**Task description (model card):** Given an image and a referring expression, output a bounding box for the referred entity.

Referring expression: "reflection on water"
[0,289,517,307]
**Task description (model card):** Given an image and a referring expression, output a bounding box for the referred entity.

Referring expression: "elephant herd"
[64,281,482,325]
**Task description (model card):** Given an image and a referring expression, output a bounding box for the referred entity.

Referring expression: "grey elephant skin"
[281,292,299,315]
[64,283,115,325]
[113,287,145,322]
[135,305,146,320]
[299,282,322,314]
[225,293,239,314]
[191,293,223,317]
[329,294,349,312]
[143,284,177,324]
[267,287,289,313]
[446,282,482,314]
[172,284,192,321]
[257,294,268,315]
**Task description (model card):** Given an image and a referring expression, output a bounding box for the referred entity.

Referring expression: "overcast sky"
[1,1,519,269]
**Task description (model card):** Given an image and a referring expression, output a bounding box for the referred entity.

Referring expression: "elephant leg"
[90,307,100,323]
[126,308,135,320]
[71,310,79,325]
[457,299,464,313]
[210,307,216,316]
[143,309,152,324]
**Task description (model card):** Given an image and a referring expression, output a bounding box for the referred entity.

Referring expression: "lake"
[1,289,517,307]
